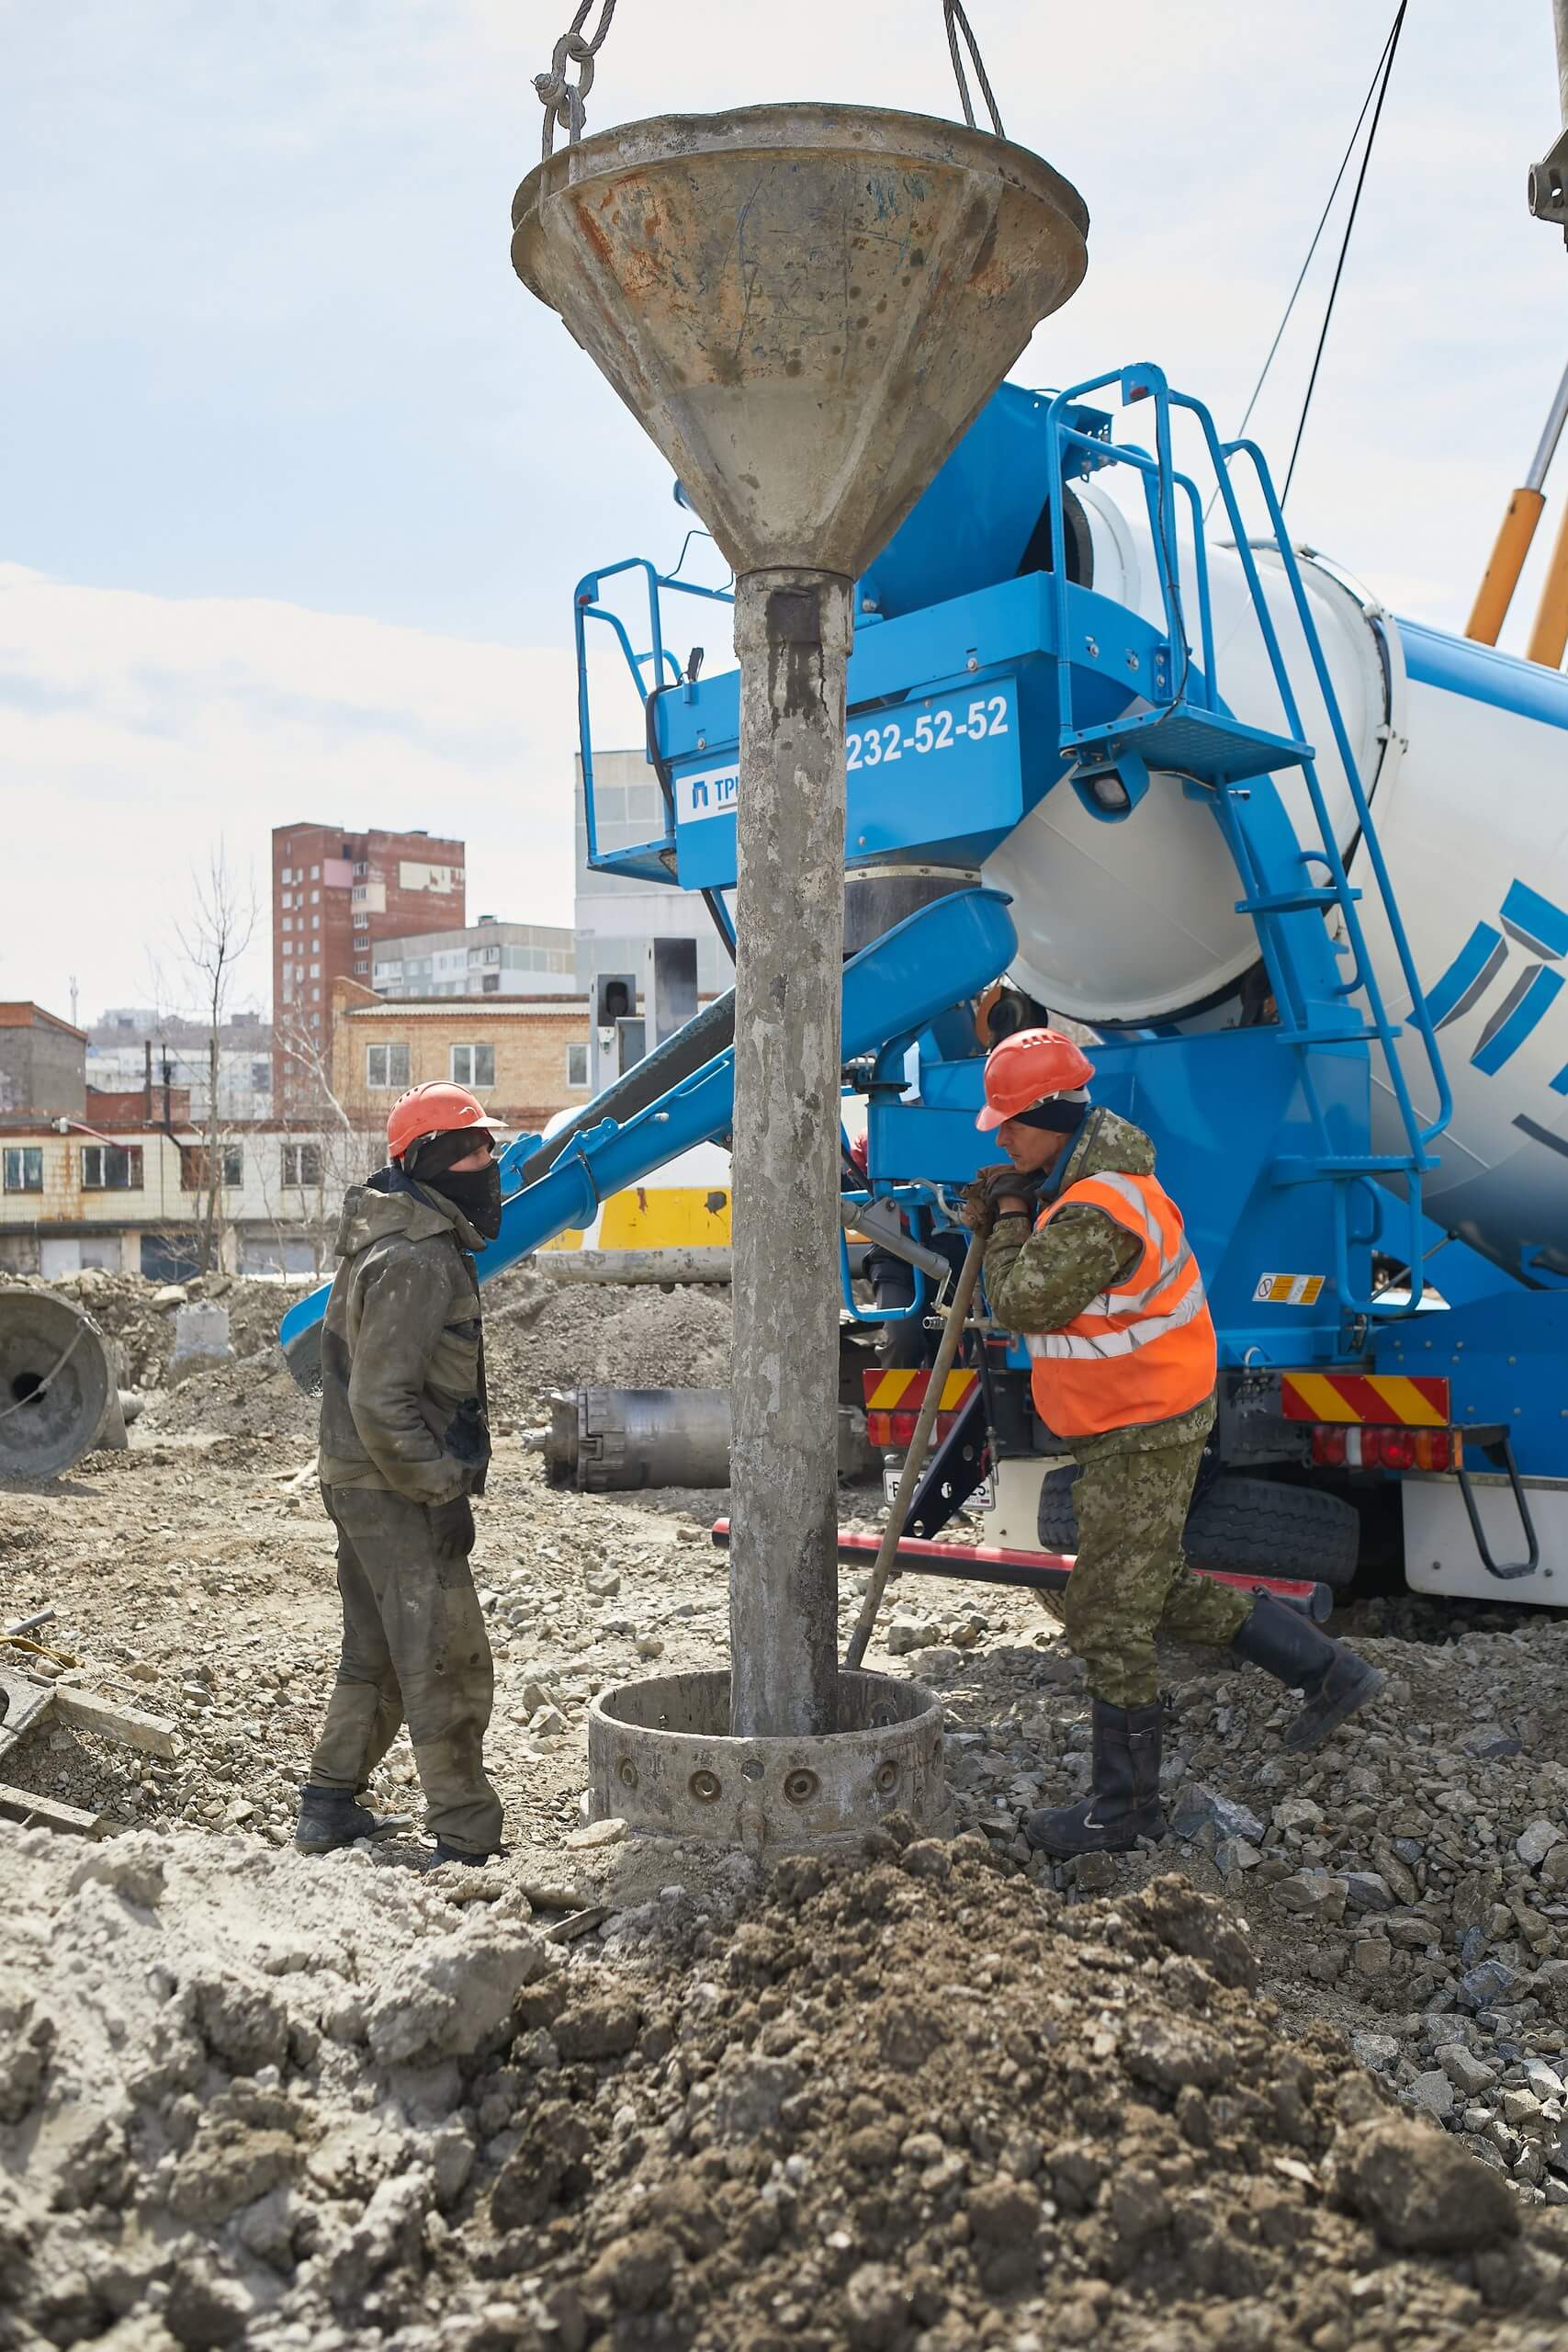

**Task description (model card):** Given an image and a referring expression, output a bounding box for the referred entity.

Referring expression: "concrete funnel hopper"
[511,104,1088,578]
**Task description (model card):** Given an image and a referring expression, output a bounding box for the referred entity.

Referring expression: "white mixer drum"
[985,523,1390,1024]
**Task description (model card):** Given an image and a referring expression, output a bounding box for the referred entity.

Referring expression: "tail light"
[868,1408,958,1451]
[1310,1422,1461,1473]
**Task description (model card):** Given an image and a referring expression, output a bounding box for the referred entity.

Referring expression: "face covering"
[404,1132,505,1243]
[428,1159,503,1242]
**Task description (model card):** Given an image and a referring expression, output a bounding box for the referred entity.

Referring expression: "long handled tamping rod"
[844,1227,987,1671]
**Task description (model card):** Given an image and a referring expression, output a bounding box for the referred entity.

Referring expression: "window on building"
[251,1061,269,1091]
[481,973,500,994]
[450,1044,495,1089]
[366,1043,412,1091]
[310,866,320,880]
[566,1044,589,1090]
[353,861,367,879]
[310,888,320,903]
[309,963,320,979]
[82,1145,143,1191]
[354,959,368,977]
[280,867,291,885]
[2,1146,43,1193]
[353,912,368,930]
[282,1143,323,1188]
[180,1144,244,1191]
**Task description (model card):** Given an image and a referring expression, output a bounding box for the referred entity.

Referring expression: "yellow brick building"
[330,979,593,1135]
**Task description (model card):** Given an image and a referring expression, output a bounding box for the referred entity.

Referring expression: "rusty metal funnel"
[511,104,1088,578]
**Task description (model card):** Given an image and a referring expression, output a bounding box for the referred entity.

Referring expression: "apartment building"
[86,1010,274,1121]
[371,917,574,1001]
[329,978,592,1138]
[272,822,465,1111]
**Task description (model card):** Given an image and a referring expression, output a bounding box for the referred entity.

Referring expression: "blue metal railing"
[572,557,733,876]
[1043,364,1453,1318]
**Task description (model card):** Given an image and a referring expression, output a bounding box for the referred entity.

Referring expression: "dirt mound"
[483,1265,732,1411]
[1,1267,307,1394]
[145,1353,315,1443]
[5,1824,1564,2351]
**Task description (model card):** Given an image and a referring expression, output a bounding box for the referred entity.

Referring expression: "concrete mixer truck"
[283,359,1568,1612]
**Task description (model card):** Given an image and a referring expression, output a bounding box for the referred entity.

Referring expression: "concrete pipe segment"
[0,1288,124,1480]
[587,1668,951,1855]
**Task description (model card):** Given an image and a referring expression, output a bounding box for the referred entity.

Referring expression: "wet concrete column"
[728,568,853,1738]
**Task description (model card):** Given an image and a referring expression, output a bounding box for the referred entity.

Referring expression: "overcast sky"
[2,0,1563,1023]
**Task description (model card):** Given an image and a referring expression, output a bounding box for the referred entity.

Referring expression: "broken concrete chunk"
[1337,2115,1518,2252]
[366,1927,544,2067]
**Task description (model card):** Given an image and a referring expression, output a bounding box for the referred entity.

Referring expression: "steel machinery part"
[0,1290,125,1481]
[586,1668,951,1854]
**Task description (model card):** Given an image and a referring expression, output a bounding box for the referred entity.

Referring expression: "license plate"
[885,1464,994,1512]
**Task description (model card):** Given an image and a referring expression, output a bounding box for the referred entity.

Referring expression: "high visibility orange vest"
[1024,1169,1215,1439]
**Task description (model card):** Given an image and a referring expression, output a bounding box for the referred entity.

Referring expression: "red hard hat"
[976,1027,1095,1132]
[387,1081,510,1162]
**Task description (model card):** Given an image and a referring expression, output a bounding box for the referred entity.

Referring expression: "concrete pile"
[5,1822,1566,2351]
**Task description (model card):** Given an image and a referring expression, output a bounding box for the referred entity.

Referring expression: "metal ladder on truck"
[1043,362,1452,1321]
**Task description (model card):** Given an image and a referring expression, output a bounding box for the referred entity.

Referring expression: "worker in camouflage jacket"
[297,1080,510,1866]
[968,1028,1382,1860]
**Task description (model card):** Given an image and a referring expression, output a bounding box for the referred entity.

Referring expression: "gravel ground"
[6,1272,1568,2344]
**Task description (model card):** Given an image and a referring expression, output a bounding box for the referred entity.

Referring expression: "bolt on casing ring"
[874,1760,899,1793]
[689,1769,722,1802]
[784,1768,820,1804]
[617,1758,638,1789]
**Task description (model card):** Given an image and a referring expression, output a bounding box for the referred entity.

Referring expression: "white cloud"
[0,564,584,1022]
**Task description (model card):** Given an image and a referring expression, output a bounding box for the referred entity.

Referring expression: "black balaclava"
[403,1128,503,1243]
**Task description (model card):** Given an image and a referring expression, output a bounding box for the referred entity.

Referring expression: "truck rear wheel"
[1036,1467,1360,1590]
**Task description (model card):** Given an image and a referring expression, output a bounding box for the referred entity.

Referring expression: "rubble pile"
[482,1266,731,1408]
[879,1592,1568,2210]
[5,1825,1566,2351]
[2,1267,304,1393]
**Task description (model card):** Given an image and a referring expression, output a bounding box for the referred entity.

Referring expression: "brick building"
[329,979,592,1138]
[0,1003,87,1119]
[272,823,466,1111]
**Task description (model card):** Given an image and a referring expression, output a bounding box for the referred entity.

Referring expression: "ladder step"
[1236,887,1361,916]
[1271,1152,1438,1185]
[1276,1023,1401,1046]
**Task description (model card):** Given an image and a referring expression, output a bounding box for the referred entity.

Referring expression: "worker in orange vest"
[967,1028,1383,1859]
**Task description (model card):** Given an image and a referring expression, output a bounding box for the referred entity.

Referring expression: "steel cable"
[943,0,1006,139]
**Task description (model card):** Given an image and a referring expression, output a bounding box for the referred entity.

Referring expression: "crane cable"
[1282,0,1409,505]
[1215,1,1409,514]
[943,0,1006,139]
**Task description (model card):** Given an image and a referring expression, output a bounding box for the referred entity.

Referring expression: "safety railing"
[572,554,733,875]
[1043,364,1454,1318]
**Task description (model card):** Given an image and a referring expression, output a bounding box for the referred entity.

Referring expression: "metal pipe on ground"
[532,1248,732,1286]
[526,1386,874,1492]
[711,1521,1333,1623]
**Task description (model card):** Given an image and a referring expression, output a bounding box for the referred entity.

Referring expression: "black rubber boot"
[1024,1700,1166,1860]
[1231,1594,1384,1752]
[431,1840,500,1868]
[294,1783,409,1853]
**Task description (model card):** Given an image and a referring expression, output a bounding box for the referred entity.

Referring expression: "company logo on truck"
[1425,878,1568,1155]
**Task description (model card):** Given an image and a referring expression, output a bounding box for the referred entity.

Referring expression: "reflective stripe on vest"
[1021,1167,1215,1436]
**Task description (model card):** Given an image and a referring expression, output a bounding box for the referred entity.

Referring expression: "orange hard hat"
[976,1027,1095,1132]
[387,1081,510,1162]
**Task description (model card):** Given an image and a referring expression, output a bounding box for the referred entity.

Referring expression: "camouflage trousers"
[308,1484,502,1855]
[1059,1435,1253,1709]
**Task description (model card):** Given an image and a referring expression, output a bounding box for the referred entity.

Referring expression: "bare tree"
[178,845,257,1274]
[270,1006,380,1270]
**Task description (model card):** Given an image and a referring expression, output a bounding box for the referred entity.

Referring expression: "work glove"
[963,1163,1042,1237]
[428,1494,477,1561]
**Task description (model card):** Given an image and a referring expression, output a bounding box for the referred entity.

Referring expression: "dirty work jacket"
[317,1175,491,1506]
[983,1107,1216,1463]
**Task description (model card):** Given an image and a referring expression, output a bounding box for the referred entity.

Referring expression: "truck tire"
[1036,1467,1360,1590]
